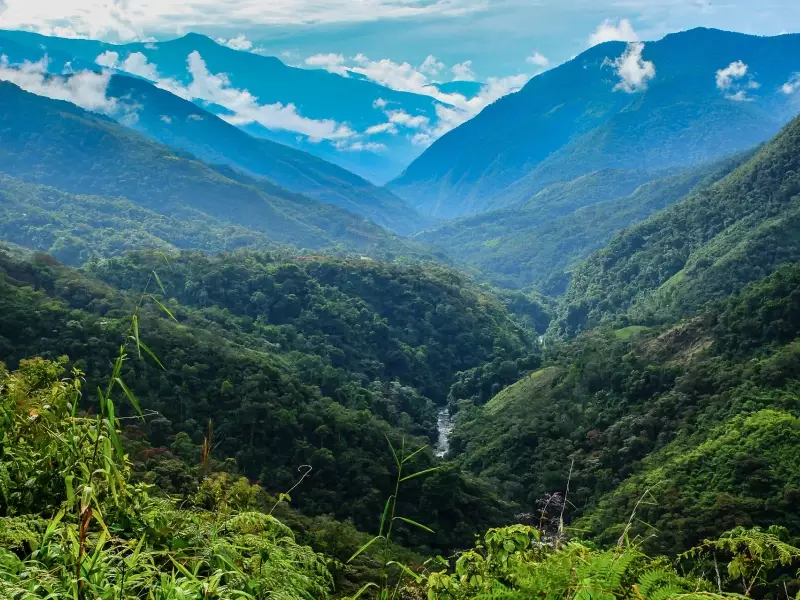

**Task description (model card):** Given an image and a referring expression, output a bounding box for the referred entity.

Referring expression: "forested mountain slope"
[555,112,800,337]
[106,75,431,235]
[449,265,800,555]
[390,28,800,218]
[0,81,427,258]
[418,156,746,294]
[0,245,527,550]
[0,175,284,264]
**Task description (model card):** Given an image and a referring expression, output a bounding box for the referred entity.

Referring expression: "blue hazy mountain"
[0,34,431,234]
[105,74,431,235]
[389,28,800,218]
[0,80,425,255]
[0,29,453,183]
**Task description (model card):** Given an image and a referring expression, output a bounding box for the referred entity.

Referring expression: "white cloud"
[0,54,124,115]
[216,34,253,51]
[725,90,753,102]
[411,132,433,146]
[157,50,355,142]
[419,55,445,76]
[588,18,639,47]
[782,73,800,95]
[526,51,549,69]
[716,60,759,101]
[607,42,655,93]
[335,140,387,152]
[716,60,748,90]
[304,53,348,75]
[365,121,398,135]
[0,0,486,41]
[160,115,173,123]
[451,60,475,81]
[96,50,160,80]
[387,109,429,129]
[373,98,388,109]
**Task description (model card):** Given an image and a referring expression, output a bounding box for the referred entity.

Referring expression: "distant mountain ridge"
[106,75,431,235]
[0,34,431,234]
[0,81,429,258]
[0,29,449,183]
[390,28,800,218]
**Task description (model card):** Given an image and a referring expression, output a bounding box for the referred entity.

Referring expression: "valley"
[1,16,800,600]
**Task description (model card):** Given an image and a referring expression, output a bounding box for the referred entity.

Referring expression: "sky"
[0,0,798,83]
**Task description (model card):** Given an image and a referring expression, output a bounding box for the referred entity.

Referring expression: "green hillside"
[419,158,745,294]
[448,265,800,555]
[555,114,800,336]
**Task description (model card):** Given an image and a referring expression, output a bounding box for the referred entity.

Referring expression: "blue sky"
[0,0,798,82]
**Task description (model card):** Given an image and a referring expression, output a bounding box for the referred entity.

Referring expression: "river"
[434,407,453,458]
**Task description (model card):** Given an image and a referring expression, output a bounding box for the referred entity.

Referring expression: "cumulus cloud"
[373,98,388,109]
[160,114,173,123]
[451,60,476,81]
[589,18,639,46]
[716,60,759,101]
[387,109,430,129]
[716,60,748,90]
[157,51,354,141]
[782,73,800,95]
[607,42,655,93]
[365,121,398,135]
[96,50,160,80]
[526,52,550,69]
[0,54,125,115]
[304,53,348,75]
[420,55,445,76]
[217,34,253,51]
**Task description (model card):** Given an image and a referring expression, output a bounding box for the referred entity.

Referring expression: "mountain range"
[390,28,800,218]
[0,29,469,183]
[0,80,434,259]
[3,20,800,598]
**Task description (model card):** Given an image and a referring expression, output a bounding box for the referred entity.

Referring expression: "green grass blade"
[150,295,177,322]
[400,466,441,482]
[379,496,394,537]
[393,516,435,533]
[138,340,166,371]
[385,435,400,467]
[402,444,428,465]
[152,270,166,295]
[387,560,423,583]
[132,314,142,359]
[347,535,383,563]
[115,377,142,416]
